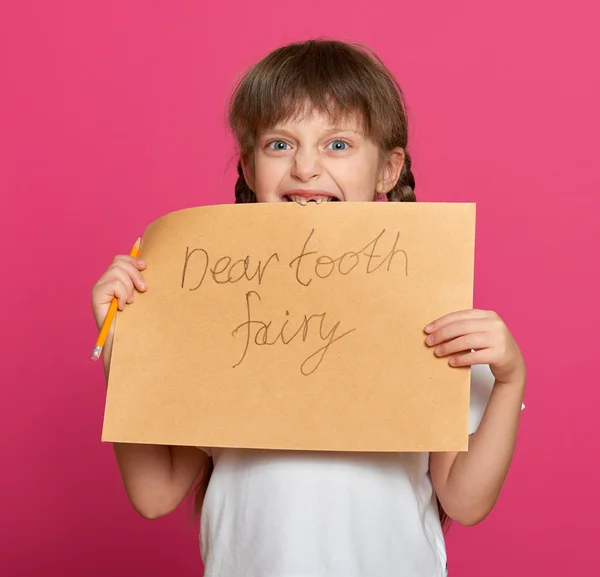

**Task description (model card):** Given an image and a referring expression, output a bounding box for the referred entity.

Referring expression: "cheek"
[330,159,379,199]
[254,155,285,188]
[253,155,288,201]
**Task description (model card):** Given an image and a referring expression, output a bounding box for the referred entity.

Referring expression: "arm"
[111,443,207,520]
[424,309,526,526]
[429,375,524,525]
[94,253,210,519]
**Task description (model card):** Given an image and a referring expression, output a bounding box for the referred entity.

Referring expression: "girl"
[92,40,526,577]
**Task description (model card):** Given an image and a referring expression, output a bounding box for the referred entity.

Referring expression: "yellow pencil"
[91,238,141,361]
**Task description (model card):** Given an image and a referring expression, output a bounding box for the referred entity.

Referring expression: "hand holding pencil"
[91,238,147,361]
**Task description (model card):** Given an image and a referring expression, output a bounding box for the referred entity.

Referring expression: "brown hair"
[195,39,450,531]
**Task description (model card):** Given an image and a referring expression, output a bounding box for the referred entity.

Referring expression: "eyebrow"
[322,127,361,136]
[263,127,361,138]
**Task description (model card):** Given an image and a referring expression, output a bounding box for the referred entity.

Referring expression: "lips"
[283,190,341,204]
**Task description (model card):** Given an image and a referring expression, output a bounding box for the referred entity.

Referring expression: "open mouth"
[283,194,341,205]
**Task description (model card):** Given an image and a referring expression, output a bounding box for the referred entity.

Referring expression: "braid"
[386,150,416,202]
[235,159,257,204]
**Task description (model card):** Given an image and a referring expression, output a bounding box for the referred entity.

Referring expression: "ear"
[240,154,255,191]
[377,148,405,194]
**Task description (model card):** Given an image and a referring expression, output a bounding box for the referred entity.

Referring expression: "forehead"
[263,99,367,134]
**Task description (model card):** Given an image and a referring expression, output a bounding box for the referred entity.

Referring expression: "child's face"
[243,110,403,204]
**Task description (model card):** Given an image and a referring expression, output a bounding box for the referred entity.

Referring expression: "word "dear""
[180,248,280,291]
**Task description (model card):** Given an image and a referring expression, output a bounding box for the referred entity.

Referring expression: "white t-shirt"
[198,364,510,577]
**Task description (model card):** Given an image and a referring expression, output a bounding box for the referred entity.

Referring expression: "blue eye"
[328,140,349,151]
[268,140,290,150]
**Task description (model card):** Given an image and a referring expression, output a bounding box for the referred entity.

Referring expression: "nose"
[291,147,321,182]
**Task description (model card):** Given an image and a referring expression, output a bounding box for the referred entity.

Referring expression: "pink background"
[2,1,599,575]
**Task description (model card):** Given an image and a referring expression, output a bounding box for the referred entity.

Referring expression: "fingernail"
[137,259,146,267]
[424,324,433,332]
[426,334,435,345]
[435,346,442,355]
[140,281,147,290]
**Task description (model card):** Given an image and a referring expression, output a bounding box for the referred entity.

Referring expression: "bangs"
[259,94,368,137]
[229,40,406,154]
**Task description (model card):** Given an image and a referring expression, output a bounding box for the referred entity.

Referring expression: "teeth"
[290,195,332,205]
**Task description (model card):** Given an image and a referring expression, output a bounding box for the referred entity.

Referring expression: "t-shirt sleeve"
[469,365,525,435]
[469,364,494,434]
[469,364,526,434]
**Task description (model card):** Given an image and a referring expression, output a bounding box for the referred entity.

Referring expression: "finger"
[424,309,493,333]
[448,349,492,367]
[109,260,147,292]
[103,267,135,303]
[113,254,147,271]
[433,333,490,358]
[96,279,131,311]
[426,318,492,347]
[114,280,130,310]
[95,260,135,289]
